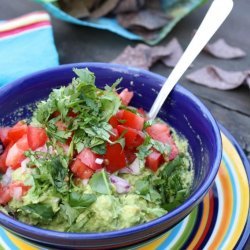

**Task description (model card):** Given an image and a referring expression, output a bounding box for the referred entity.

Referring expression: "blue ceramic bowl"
[0,63,222,249]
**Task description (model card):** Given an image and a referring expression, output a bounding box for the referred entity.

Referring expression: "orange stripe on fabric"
[207,162,233,250]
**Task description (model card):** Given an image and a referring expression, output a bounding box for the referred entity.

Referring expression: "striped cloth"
[0,11,59,87]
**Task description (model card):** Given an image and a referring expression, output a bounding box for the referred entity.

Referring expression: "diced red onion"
[11,187,22,200]
[1,168,13,186]
[95,158,104,165]
[110,175,130,193]
[119,167,133,174]
[119,158,141,175]
[82,179,89,186]
[128,158,141,175]
[20,158,30,173]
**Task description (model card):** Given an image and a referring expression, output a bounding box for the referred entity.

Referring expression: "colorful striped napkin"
[0,11,59,87]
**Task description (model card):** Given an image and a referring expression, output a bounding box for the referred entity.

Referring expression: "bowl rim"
[0,62,222,241]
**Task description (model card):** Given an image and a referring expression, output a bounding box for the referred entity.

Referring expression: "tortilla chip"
[90,0,119,18]
[204,39,246,59]
[112,38,183,69]
[117,10,170,31]
[113,0,145,14]
[59,0,90,18]
[186,65,248,90]
[112,44,152,69]
[161,38,183,67]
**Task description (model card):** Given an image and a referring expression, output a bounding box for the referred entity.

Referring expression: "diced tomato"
[50,111,61,118]
[77,148,102,171]
[104,143,126,173]
[9,181,31,200]
[70,158,94,179]
[7,121,27,143]
[145,150,163,172]
[6,135,30,170]
[16,135,30,151]
[119,88,134,106]
[55,121,67,131]
[0,143,13,173]
[68,110,78,118]
[0,184,12,205]
[124,149,137,165]
[120,110,144,131]
[165,136,179,160]
[27,126,48,150]
[117,125,144,149]
[109,128,119,142]
[137,108,147,118]
[108,110,124,128]
[146,123,171,143]
[0,127,11,146]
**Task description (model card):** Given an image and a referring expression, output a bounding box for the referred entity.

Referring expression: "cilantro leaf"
[69,192,96,207]
[89,170,111,195]
[20,204,54,221]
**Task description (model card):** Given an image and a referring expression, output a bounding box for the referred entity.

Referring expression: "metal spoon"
[148,0,234,119]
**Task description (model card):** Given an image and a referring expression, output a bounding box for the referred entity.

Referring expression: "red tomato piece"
[124,149,137,165]
[145,150,163,172]
[146,123,171,143]
[164,136,179,160]
[77,148,102,171]
[109,128,119,142]
[55,121,67,131]
[0,184,12,205]
[119,88,134,106]
[137,108,147,118]
[68,110,78,118]
[0,143,13,174]
[108,110,124,128]
[121,110,144,131]
[70,158,94,179]
[117,125,144,149]
[27,126,48,150]
[104,143,126,173]
[6,136,30,170]
[0,127,11,146]
[7,121,27,143]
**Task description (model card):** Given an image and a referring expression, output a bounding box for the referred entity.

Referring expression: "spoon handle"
[148,0,233,120]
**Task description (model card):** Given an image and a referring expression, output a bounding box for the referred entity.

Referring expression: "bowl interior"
[0,63,221,248]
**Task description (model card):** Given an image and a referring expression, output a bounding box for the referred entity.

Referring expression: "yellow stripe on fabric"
[5,231,38,250]
[187,193,210,250]
[220,133,249,249]
[138,231,171,250]
[0,12,50,32]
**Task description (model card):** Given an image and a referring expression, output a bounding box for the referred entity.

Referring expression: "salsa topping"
[0,68,193,232]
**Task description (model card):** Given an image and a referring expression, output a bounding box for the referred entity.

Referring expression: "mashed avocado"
[0,69,193,232]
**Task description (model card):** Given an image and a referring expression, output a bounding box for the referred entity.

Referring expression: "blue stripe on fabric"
[0,26,59,87]
[0,227,19,250]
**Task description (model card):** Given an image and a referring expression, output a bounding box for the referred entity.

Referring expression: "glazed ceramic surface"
[0,63,222,249]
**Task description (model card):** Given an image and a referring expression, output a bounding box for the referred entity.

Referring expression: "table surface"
[1,0,250,248]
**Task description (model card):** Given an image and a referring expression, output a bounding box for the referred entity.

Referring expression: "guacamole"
[0,68,193,232]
